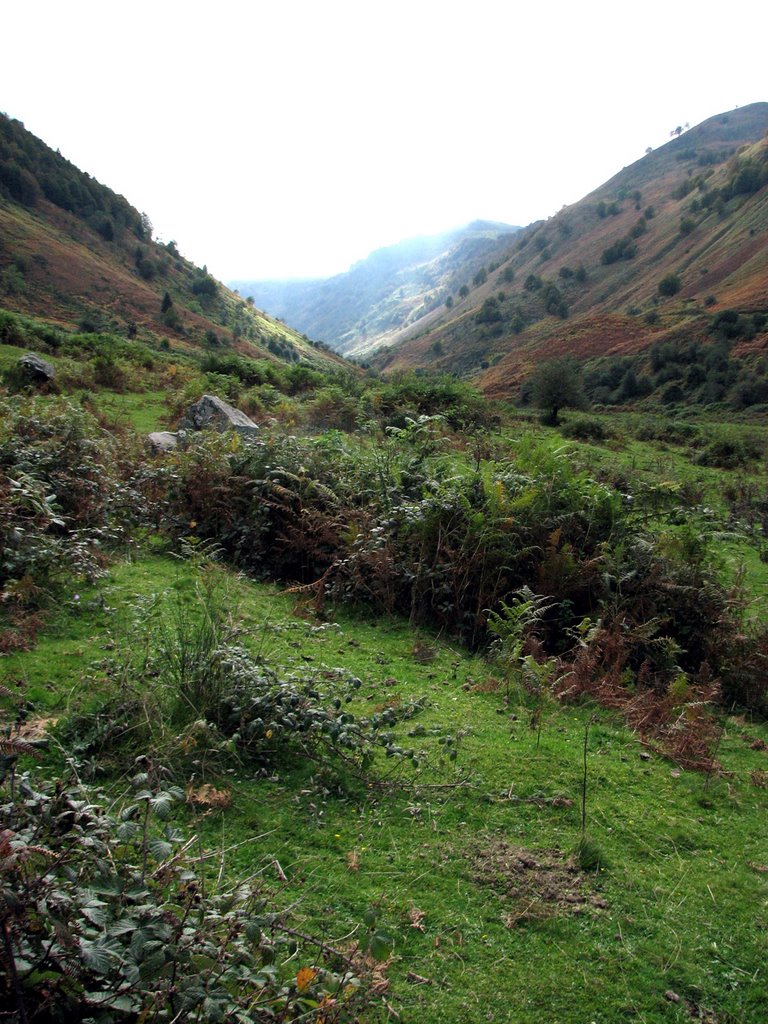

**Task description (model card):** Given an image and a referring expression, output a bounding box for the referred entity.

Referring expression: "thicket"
[137,422,767,716]
[583,327,768,410]
[0,752,375,1023]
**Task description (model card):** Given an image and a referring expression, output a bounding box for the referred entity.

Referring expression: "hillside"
[230,221,519,357]
[367,104,768,393]
[0,113,345,372]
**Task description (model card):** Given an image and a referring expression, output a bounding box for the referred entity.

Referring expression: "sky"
[2,1,766,282]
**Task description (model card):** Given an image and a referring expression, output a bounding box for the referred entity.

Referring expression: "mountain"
[0,113,344,371]
[229,221,519,357]
[365,103,768,393]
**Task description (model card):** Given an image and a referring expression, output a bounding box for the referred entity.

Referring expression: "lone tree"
[658,272,681,297]
[528,356,587,426]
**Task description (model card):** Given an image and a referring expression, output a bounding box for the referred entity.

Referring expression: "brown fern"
[0,737,40,758]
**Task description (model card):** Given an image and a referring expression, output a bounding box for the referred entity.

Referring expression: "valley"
[1,103,767,1023]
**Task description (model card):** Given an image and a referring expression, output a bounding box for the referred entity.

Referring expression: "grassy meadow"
[1,324,767,1022]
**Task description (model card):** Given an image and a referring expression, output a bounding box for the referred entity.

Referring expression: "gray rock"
[147,431,179,453]
[180,394,259,437]
[18,352,55,384]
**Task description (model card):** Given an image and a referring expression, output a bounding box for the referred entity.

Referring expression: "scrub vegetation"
[1,309,767,1022]
[2,97,768,1023]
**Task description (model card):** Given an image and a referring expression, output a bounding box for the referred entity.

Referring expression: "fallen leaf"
[346,850,360,872]
[296,966,317,993]
[185,784,231,809]
[408,907,426,931]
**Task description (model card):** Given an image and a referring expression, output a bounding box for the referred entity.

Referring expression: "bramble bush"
[0,398,145,639]
[0,761,374,1022]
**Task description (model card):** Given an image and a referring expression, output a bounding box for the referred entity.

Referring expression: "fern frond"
[0,736,40,758]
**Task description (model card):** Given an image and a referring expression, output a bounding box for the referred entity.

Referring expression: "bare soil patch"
[472,838,607,926]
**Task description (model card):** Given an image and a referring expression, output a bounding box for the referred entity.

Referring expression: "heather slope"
[369,104,768,392]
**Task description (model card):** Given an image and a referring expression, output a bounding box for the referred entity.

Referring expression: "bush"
[0,397,141,612]
[601,237,637,265]
[658,273,682,297]
[0,763,373,1023]
[693,437,762,469]
[560,417,611,441]
[476,297,503,324]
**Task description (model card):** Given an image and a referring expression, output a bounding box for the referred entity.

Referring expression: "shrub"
[693,437,762,469]
[658,273,682,297]
[0,763,374,1022]
[601,237,637,264]
[476,297,503,324]
[0,397,141,613]
[560,417,611,441]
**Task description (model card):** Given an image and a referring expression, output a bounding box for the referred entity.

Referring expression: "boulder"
[147,431,180,453]
[179,394,259,437]
[18,352,55,385]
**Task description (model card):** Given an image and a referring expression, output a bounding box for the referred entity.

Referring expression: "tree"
[476,297,502,324]
[658,273,681,297]
[528,357,587,425]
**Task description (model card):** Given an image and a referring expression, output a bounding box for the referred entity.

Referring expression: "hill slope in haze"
[230,221,519,357]
[0,113,344,371]
[368,103,768,392]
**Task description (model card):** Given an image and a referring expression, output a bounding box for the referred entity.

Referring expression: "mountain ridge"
[368,103,768,392]
[230,220,519,357]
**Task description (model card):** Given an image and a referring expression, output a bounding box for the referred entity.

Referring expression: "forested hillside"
[231,221,518,356]
[0,113,344,370]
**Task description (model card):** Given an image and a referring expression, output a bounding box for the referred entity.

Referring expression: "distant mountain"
[0,113,344,370]
[230,221,519,357]
[365,103,768,393]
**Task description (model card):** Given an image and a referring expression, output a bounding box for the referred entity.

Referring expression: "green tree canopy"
[528,356,587,425]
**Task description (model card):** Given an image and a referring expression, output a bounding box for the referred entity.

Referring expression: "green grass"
[5,551,767,1023]
[92,388,173,432]
[0,342,27,370]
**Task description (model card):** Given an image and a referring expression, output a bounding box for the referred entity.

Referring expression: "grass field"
[2,353,768,1021]
[6,549,767,1023]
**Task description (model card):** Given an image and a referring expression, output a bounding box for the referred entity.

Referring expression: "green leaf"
[368,930,393,961]
[149,838,172,859]
[79,939,115,974]
[362,907,379,928]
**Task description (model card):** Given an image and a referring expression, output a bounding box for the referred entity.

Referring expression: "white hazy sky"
[2,1,766,281]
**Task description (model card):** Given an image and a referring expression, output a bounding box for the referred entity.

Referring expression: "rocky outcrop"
[179,394,259,437]
[147,430,181,453]
[18,352,55,385]
[147,395,259,453]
